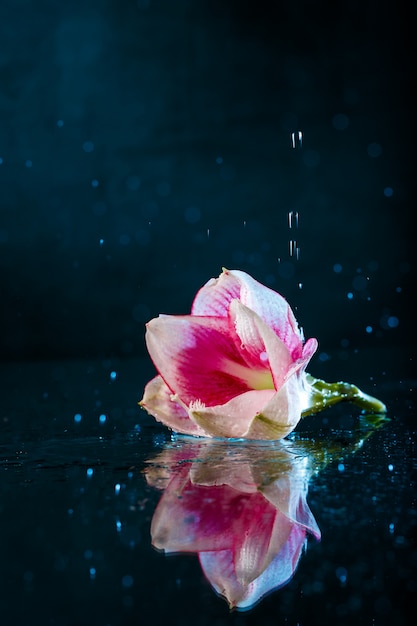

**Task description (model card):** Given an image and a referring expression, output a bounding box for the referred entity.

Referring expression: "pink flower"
[140,269,318,440]
[145,439,321,610]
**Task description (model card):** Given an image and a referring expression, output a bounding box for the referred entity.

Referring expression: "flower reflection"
[145,437,325,610]
[144,414,387,610]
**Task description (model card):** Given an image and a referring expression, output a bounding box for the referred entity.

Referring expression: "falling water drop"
[289,240,298,257]
[291,131,303,150]
[207,228,210,239]
[288,211,299,229]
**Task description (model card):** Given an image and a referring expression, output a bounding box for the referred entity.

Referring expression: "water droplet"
[99,238,104,246]
[338,463,345,472]
[366,326,373,334]
[347,292,353,300]
[89,567,96,579]
[57,119,64,127]
[336,566,348,584]
[333,263,343,273]
[86,468,94,478]
[288,211,299,229]
[110,371,117,381]
[298,282,303,289]
[243,220,246,228]
[389,522,394,534]
[91,179,99,188]
[83,141,94,153]
[289,240,298,257]
[207,228,210,239]
[74,413,82,423]
[388,463,394,471]
[384,186,394,197]
[116,520,122,532]
[115,483,121,495]
[99,414,107,424]
[291,130,303,149]
[122,575,134,589]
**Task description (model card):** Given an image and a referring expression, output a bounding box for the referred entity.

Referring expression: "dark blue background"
[0,0,414,366]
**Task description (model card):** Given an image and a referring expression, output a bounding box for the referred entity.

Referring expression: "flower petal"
[260,473,321,540]
[243,374,306,440]
[192,269,305,358]
[189,389,276,438]
[229,299,292,390]
[189,374,308,440]
[145,314,267,407]
[191,269,241,317]
[199,522,306,610]
[140,375,206,437]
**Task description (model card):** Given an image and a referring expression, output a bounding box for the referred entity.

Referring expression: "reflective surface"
[1,356,416,625]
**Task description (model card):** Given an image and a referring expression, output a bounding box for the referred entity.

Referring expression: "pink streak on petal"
[152,477,266,554]
[140,375,206,437]
[302,337,318,363]
[192,269,305,355]
[145,315,258,407]
[191,271,241,317]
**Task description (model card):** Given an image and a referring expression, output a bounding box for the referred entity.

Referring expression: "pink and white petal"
[260,475,321,540]
[152,478,266,554]
[151,476,234,553]
[140,375,206,437]
[233,508,293,586]
[191,269,242,317]
[281,339,318,388]
[243,375,305,440]
[145,314,257,407]
[199,549,246,608]
[302,337,318,363]
[227,269,304,358]
[189,389,276,439]
[229,299,292,390]
[231,524,307,610]
[199,521,304,610]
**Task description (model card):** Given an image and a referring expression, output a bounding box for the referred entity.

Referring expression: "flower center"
[221,358,275,391]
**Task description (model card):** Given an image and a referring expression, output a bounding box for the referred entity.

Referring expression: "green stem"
[302,374,387,418]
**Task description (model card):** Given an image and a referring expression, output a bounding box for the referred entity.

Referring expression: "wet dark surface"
[1,355,415,626]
